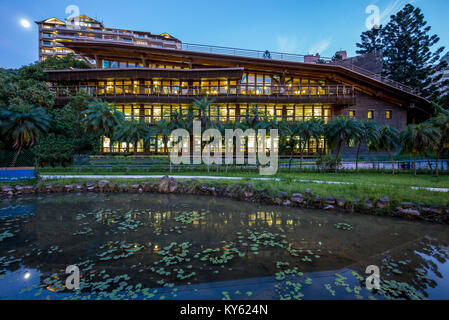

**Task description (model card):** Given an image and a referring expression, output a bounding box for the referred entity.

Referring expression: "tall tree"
[400,123,441,176]
[113,119,151,155]
[0,104,51,167]
[325,116,364,172]
[356,26,383,55]
[382,4,446,102]
[369,125,400,175]
[352,120,380,173]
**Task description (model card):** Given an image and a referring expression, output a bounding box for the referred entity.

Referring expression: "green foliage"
[81,100,125,137]
[315,154,342,172]
[356,26,384,55]
[0,104,51,166]
[113,120,152,154]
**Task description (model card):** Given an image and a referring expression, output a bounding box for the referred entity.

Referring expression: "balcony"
[50,84,356,106]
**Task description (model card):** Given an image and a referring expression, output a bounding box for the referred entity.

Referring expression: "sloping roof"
[35,17,65,25]
[53,39,431,112]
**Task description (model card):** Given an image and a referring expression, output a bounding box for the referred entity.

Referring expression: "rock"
[98,180,110,190]
[326,197,336,205]
[283,200,292,207]
[402,202,417,209]
[23,186,34,194]
[278,191,288,199]
[364,200,374,209]
[377,197,390,208]
[131,184,140,191]
[169,178,178,193]
[336,199,346,208]
[291,194,304,205]
[1,186,13,194]
[64,185,74,192]
[273,198,283,205]
[158,176,171,193]
[142,182,155,192]
[422,206,444,215]
[324,205,335,211]
[14,186,23,194]
[314,195,321,203]
[118,184,129,192]
[243,184,254,199]
[75,184,83,192]
[400,208,421,218]
[305,188,313,196]
[85,182,96,188]
[45,184,53,193]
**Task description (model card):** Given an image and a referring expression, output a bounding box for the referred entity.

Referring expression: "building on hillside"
[35,15,181,64]
[44,37,431,156]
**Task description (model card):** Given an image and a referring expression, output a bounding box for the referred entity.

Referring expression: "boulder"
[64,185,74,192]
[277,191,287,199]
[314,195,321,203]
[336,199,346,208]
[305,188,313,196]
[364,200,374,209]
[422,206,444,215]
[282,200,292,207]
[243,184,254,199]
[402,202,417,209]
[158,176,171,193]
[14,186,23,194]
[377,197,390,208]
[326,197,336,205]
[273,198,283,205]
[98,180,110,190]
[1,186,13,194]
[131,184,140,191]
[169,178,178,193]
[75,184,83,192]
[324,205,335,211]
[291,194,304,205]
[400,208,421,218]
[118,184,129,192]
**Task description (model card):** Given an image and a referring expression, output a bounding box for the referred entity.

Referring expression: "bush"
[315,154,342,172]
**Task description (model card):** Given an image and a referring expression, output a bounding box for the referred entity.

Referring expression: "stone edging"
[1,176,448,225]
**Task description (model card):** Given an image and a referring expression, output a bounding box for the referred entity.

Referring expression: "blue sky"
[0,0,448,68]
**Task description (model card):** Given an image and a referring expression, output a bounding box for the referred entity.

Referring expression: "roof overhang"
[54,39,432,112]
[45,67,244,81]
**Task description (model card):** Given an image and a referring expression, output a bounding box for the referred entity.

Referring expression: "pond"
[0,193,448,300]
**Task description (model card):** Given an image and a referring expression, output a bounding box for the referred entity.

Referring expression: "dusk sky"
[0,0,448,69]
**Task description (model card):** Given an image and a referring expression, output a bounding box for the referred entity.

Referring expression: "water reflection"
[0,193,448,300]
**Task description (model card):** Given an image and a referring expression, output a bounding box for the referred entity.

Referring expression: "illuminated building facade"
[45,34,431,155]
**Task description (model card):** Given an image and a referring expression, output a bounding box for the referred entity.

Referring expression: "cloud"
[308,39,333,55]
[276,35,300,53]
[380,0,415,25]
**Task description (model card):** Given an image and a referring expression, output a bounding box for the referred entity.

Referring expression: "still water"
[0,193,448,300]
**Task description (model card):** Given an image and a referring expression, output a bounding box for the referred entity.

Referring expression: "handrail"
[49,84,355,98]
[50,33,417,94]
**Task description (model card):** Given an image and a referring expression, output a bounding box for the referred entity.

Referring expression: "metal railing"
[48,32,418,95]
[49,84,355,98]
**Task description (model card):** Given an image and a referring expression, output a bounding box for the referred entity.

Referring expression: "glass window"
[386,110,392,119]
[367,110,374,119]
[349,110,355,118]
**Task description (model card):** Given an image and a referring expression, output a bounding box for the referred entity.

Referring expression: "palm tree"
[352,120,380,173]
[299,118,324,171]
[192,97,216,128]
[325,116,364,173]
[0,104,51,167]
[278,120,300,172]
[400,123,441,176]
[113,119,151,155]
[81,100,125,148]
[369,125,400,175]
[429,113,449,176]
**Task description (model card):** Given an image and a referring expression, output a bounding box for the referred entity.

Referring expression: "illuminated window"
[348,110,355,118]
[386,110,392,119]
[367,110,374,119]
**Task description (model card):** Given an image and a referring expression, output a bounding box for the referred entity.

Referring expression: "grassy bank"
[38,170,449,189]
[2,174,449,207]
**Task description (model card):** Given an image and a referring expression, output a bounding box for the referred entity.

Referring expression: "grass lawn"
[38,169,449,189]
[3,172,449,207]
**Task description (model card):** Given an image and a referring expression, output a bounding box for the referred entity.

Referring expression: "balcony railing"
[50,84,355,99]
